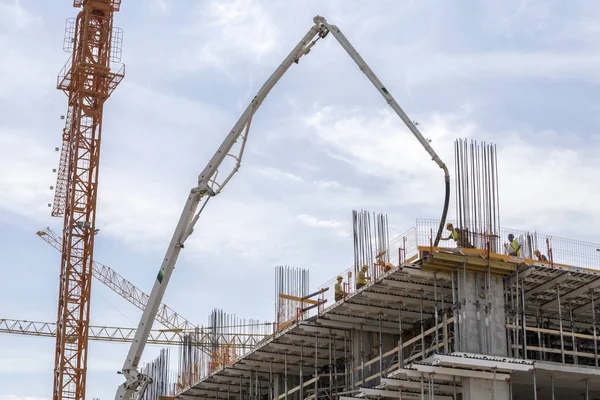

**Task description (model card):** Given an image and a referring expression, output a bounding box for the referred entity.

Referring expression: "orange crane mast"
[52,2,124,400]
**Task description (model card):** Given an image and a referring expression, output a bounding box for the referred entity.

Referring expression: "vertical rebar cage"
[352,210,391,281]
[275,266,310,327]
[141,349,174,400]
[177,309,272,391]
[454,139,501,252]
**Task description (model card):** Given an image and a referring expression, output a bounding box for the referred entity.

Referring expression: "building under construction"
[167,140,600,400]
[13,4,598,400]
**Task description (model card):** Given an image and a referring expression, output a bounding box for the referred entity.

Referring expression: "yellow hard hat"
[337,276,343,280]
[362,264,369,270]
[446,223,453,229]
[534,249,540,254]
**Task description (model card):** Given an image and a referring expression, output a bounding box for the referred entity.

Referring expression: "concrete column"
[273,373,282,400]
[458,270,507,356]
[349,328,402,386]
[379,332,397,377]
[462,377,510,400]
[351,327,373,386]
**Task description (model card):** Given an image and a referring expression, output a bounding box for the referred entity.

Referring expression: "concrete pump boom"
[115,16,449,400]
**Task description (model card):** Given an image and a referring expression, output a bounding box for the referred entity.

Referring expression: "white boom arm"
[115,16,449,400]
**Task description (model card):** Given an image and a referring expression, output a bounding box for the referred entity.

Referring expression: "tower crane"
[37,228,199,340]
[1,318,189,346]
[35,227,272,355]
[115,16,450,400]
[52,2,124,400]
[0,318,270,349]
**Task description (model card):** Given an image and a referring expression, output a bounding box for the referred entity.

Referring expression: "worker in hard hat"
[507,234,522,257]
[442,223,459,242]
[441,223,473,248]
[376,253,394,273]
[534,249,548,262]
[334,276,346,302]
[356,265,371,290]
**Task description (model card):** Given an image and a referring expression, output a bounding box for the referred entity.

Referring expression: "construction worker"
[442,223,459,242]
[441,223,473,248]
[376,253,394,273]
[356,265,371,290]
[334,276,346,302]
[507,234,522,257]
[534,249,548,262]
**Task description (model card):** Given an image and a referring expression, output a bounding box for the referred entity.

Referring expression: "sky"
[1,0,599,399]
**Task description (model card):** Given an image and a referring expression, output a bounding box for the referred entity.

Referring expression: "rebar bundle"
[275,266,310,325]
[352,210,390,278]
[141,348,174,400]
[178,328,206,391]
[454,139,501,251]
[178,309,272,389]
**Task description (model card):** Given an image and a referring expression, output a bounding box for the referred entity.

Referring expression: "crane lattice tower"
[52,1,124,400]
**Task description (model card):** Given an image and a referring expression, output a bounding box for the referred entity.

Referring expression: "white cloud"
[96,166,181,252]
[181,0,280,70]
[97,164,308,261]
[256,166,302,182]
[151,0,169,14]
[302,105,467,207]
[0,0,39,33]
[0,346,53,374]
[0,131,55,221]
[312,180,361,199]
[303,104,600,242]
[187,192,312,261]
[296,213,349,237]
[0,44,55,103]
[400,52,600,88]
[479,0,552,38]
[0,396,48,400]
[316,179,340,188]
[497,133,600,239]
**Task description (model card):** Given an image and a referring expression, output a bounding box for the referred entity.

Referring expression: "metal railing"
[317,227,419,313]
[416,218,600,270]
[417,218,450,250]
[506,323,600,367]
[388,227,418,265]
[318,267,354,311]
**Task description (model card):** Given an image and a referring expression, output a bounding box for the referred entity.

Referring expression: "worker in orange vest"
[376,251,395,273]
